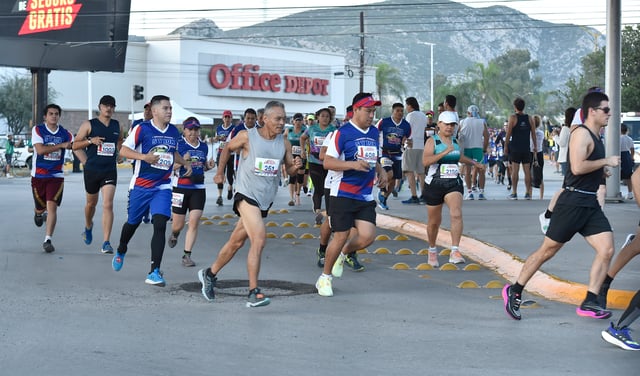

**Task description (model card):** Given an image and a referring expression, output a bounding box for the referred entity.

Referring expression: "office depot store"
[49,36,375,130]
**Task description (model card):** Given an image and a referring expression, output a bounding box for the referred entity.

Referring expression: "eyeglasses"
[595,106,610,114]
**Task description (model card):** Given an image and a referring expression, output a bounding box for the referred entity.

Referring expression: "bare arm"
[504,115,515,154]
[214,131,248,184]
[283,138,302,175]
[529,118,537,152]
[569,127,620,175]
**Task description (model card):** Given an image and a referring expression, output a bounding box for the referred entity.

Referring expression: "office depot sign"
[209,64,329,96]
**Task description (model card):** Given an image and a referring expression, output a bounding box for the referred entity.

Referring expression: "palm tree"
[466,62,512,115]
[375,63,406,103]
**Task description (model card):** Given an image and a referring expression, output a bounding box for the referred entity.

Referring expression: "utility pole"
[359,11,365,93]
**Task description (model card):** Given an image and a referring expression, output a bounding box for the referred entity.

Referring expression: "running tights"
[617,289,640,328]
[150,214,168,272]
[309,163,327,211]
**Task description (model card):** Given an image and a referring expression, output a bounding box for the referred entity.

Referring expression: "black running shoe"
[168,232,179,248]
[502,284,521,320]
[43,240,55,253]
[246,287,270,307]
[576,300,611,319]
[227,190,233,200]
[316,248,325,268]
[198,268,217,301]
[345,253,365,272]
[216,196,223,206]
[34,213,44,227]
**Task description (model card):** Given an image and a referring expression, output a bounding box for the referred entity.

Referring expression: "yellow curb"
[299,233,316,239]
[218,221,229,225]
[376,213,634,309]
[416,249,430,255]
[266,232,277,238]
[356,248,369,254]
[266,221,278,227]
[392,262,411,270]
[439,248,451,256]
[279,209,289,214]
[458,280,480,288]
[297,222,311,228]
[360,257,372,263]
[268,210,278,215]
[373,247,391,254]
[202,221,213,225]
[375,234,391,241]
[439,263,459,271]
[200,216,208,220]
[394,234,410,241]
[416,263,434,270]
[210,215,222,220]
[223,214,235,219]
[484,280,504,289]
[281,222,294,227]
[419,274,431,279]
[463,264,482,271]
[395,248,414,255]
[281,233,296,239]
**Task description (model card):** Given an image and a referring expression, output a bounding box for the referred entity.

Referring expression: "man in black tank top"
[72,95,123,255]
[502,91,621,321]
[504,97,537,200]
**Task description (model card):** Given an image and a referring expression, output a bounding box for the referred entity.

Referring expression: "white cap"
[438,111,458,124]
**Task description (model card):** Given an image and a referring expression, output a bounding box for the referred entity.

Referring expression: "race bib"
[44,149,62,161]
[151,152,173,170]
[292,145,302,155]
[254,157,280,177]
[356,145,378,169]
[171,192,184,208]
[380,157,393,168]
[439,164,459,178]
[97,142,116,157]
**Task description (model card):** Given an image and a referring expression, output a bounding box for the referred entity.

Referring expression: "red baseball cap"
[223,110,233,117]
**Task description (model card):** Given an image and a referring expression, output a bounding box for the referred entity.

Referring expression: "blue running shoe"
[112,252,125,272]
[601,322,640,350]
[377,191,388,210]
[82,226,93,245]
[101,241,114,254]
[145,268,166,287]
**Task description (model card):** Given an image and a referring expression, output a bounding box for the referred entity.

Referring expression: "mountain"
[170,0,601,105]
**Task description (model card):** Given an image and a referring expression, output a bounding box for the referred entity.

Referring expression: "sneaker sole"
[101,248,114,254]
[601,330,640,351]
[315,282,333,297]
[43,244,55,253]
[576,307,611,319]
[449,258,466,264]
[246,298,271,308]
[502,284,521,320]
[197,269,214,301]
[145,279,166,287]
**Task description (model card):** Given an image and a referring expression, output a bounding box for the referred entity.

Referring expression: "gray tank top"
[235,127,285,210]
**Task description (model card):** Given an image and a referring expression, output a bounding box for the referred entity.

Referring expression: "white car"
[0,136,33,169]
[634,141,640,165]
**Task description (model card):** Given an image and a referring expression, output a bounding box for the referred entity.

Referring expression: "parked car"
[0,135,33,169]
[634,140,640,165]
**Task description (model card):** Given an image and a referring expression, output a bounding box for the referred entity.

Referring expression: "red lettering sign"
[19,0,83,36]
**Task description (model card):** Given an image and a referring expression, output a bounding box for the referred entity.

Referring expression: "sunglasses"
[595,106,610,114]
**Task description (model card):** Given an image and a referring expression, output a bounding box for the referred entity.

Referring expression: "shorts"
[171,187,206,215]
[329,196,376,232]
[233,192,271,218]
[380,154,403,179]
[545,203,612,244]
[531,152,544,188]
[31,177,64,211]
[402,148,424,173]
[621,151,633,180]
[127,187,171,225]
[423,177,463,206]
[509,151,531,164]
[83,169,117,194]
[324,188,332,216]
[463,148,484,163]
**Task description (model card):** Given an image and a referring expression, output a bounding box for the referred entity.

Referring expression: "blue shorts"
[127,187,172,224]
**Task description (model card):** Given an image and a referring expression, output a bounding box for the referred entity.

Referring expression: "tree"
[465,62,512,116]
[0,73,56,136]
[491,49,543,101]
[375,62,406,104]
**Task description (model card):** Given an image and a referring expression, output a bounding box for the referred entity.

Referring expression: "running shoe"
[34,213,44,227]
[391,189,398,198]
[502,284,522,320]
[227,190,233,200]
[401,197,420,204]
[576,300,611,319]
[345,253,365,272]
[478,193,487,200]
[507,193,518,200]
[377,191,389,210]
[601,322,640,351]
[216,196,223,206]
[168,232,178,248]
[303,186,308,194]
[314,211,324,225]
[524,193,532,200]
[112,252,125,272]
[316,274,333,297]
[464,192,474,200]
[316,247,325,268]
[42,240,55,253]
[82,226,93,245]
[142,215,151,224]
[331,252,346,278]
[197,268,217,301]
[448,249,466,264]
[288,200,295,206]
[101,241,114,254]
[622,233,636,249]
[246,288,271,307]
[419,196,427,205]
[427,250,439,268]
[181,254,196,267]
[538,212,550,234]
[145,268,166,287]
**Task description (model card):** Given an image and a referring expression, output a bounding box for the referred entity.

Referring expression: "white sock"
[451,246,459,252]
[45,235,52,242]
[428,246,437,253]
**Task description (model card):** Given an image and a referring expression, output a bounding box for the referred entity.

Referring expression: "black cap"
[293,113,304,121]
[99,95,116,107]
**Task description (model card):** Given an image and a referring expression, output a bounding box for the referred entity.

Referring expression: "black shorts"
[171,187,206,215]
[324,188,332,216]
[621,151,633,180]
[83,169,117,194]
[424,177,463,206]
[233,192,271,218]
[546,203,612,243]
[531,152,544,188]
[329,196,376,232]
[380,154,403,179]
[509,151,531,164]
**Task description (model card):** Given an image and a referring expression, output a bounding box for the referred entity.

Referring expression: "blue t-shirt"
[174,137,208,189]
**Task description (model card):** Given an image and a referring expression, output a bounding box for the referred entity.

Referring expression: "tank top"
[561,125,604,207]
[509,113,531,152]
[287,127,304,156]
[235,127,285,210]
[425,134,461,184]
[85,118,120,171]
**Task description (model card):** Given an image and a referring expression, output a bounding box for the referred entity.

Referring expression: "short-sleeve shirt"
[31,124,73,178]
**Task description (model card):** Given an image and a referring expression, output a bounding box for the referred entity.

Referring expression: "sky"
[129,0,640,36]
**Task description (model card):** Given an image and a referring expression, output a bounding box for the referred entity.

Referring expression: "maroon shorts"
[31,177,64,211]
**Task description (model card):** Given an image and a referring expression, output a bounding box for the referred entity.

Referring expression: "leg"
[522,162,532,196]
[406,171,417,197]
[608,227,640,279]
[234,203,268,290]
[426,204,443,248]
[323,230,350,276]
[100,184,116,242]
[515,237,564,286]
[443,192,463,247]
[45,200,58,238]
[184,209,203,252]
[511,163,520,195]
[84,192,98,230]
[210,218,249,274]
[583,231,615,295]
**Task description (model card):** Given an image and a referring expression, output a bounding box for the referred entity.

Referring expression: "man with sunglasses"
[502,91,620,321]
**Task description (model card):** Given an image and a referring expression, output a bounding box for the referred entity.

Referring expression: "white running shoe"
[622,234,636,249]
[449,250,466,264]
[427,251,439,268]
[331,253,346,278]
[316,274,333,297]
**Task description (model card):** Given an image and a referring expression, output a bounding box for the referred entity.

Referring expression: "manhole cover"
[178,279,316,296]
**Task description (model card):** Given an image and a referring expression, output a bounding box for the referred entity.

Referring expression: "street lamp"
[418,42,435,111]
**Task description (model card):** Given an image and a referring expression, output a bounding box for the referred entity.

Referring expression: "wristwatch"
[87,137,92,144]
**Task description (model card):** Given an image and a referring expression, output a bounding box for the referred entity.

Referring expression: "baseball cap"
[293,113,304,121]
[353,95,382,108]
[183,118,201,129]
[438,111,458,124]
[99,95,116,107]
[143,102,150,109]
[306,114,315,120]
[223,110,233,117]
[426,110,434,117]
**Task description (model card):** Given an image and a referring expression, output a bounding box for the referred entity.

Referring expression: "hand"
[182,164,192,177]
[207,159,215,170]
[143,152,160,164]
[213,173,224,185]
[376,173,388,188]
[606,155,620,167]
[91,136,105,146]
[352,159,371,172]
[293,156,302,169]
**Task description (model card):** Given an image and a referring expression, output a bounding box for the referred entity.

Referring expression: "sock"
[183,250,191,257]
[206,268,216,278]
[318,244,327,254]
[44,235,52,242]
[544,209,552,219]
[480,189,484,193]
[512,283,524,295]
[603,274,614,286]
[321,273,332,278]
[428,246,437,252]
[584,291,598,303]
